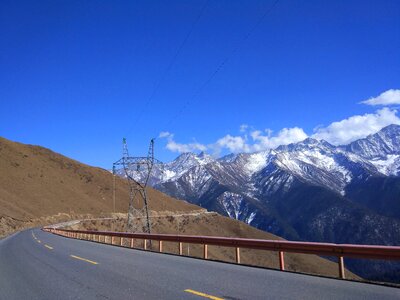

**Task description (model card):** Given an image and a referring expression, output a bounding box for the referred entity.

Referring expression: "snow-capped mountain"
[156,136,384,202]
[162,151,215,181]
[346,124,400,159]
[124,126,400,223]
[118,125,400,280]
[344,124,400,176]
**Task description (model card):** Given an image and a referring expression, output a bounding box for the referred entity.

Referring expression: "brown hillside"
[0,136,358,280]
[0,136,197,221]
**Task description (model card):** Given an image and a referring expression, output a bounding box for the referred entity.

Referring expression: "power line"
[160,0,280,134]
[126,0,209,138]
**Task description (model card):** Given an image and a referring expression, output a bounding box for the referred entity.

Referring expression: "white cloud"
[312,107,400,145]
[160,106,400,156]
[250,127,308,151]
[158,131,172,138]
[158,132,207,153]
[214,134,251,154]
[166,140,207,153]
[360,89,400,106]
[163,127,309,156]
[209,127,308,155]
[239,124,249,133]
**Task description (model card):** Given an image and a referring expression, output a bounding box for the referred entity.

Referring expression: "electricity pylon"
[112,138,163,233]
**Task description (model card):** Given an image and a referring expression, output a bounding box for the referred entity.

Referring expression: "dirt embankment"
[65,211,359,280]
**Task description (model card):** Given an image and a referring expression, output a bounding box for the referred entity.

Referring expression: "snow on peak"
[161,151,214,182]
[157,124,399,194]
[346,124,400,160]
[195,151,214,165]
[244,151,271,175]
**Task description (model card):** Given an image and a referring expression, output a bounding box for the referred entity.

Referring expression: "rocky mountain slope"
[141,125,400,282]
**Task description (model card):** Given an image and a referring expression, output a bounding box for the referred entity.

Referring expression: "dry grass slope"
[0,136,197,220]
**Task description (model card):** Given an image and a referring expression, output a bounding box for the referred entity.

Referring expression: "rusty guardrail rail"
[43,227,400,279]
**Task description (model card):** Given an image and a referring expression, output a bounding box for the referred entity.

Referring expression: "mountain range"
[129,124,400,281]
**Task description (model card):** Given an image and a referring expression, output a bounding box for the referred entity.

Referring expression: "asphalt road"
[0,229,398,300]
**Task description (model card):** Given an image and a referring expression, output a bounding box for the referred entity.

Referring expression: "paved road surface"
[0,228,398,299]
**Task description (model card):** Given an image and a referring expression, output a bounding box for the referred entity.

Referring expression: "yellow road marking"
[70,255,98,265]
[44,244,53,250]
[184,289,224,300]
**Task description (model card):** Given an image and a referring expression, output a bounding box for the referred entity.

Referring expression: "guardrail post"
[159,241,163,253]
[279,251,285,271]
[236,247,241,264]
[204,244,208,259]
[339,256,345,279]
[43,227,400,282]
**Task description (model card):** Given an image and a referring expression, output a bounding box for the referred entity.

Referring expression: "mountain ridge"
[143,124,400,281]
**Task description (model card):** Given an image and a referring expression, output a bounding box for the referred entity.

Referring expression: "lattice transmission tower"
[113,138,163,233]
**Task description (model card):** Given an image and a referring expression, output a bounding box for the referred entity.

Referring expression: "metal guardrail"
[43,227,400,280]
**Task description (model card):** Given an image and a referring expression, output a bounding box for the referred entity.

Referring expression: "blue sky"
[1,0,399,168]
